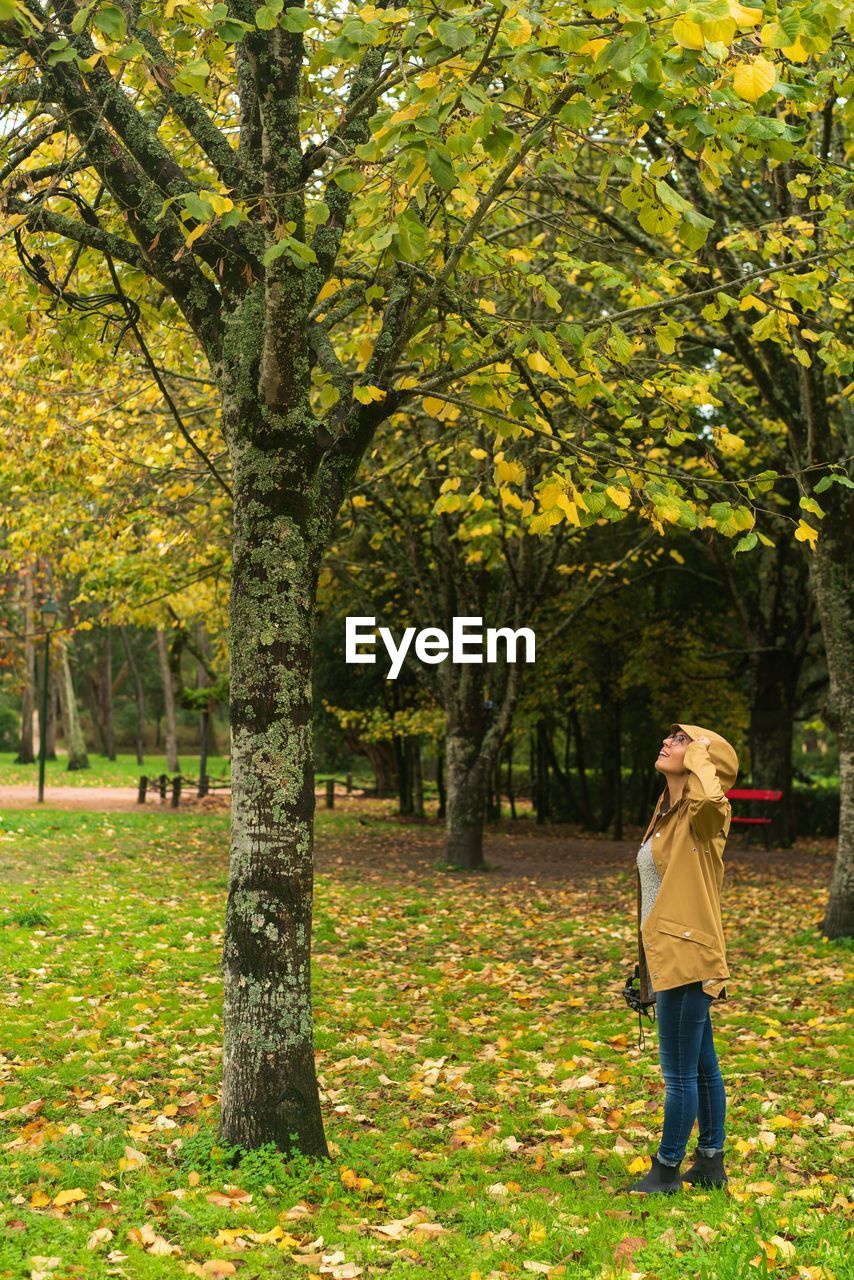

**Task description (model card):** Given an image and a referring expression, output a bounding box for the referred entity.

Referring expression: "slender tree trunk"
[810,500,853,938]
[436,747,446,819]
[56,634,89,771]
[569,705,592,828]
[45,663,58,759]
[121,626,146,766]
[536,719,550,825]
[100,630,116,760]
[411,736,424,818]
[219,437,328,1158]
[15,567,35,764]
[156,628,180,773]
[195,622,221,757]
[506,741,517,819]
[749,648,799,846]
[395,731,412,815]
[84,671,107,755]
[612,699,623,841]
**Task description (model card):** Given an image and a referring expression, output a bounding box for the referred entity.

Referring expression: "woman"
[627,722,739,1196]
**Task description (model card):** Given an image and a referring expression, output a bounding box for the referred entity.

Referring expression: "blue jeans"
[654,981,726,1165]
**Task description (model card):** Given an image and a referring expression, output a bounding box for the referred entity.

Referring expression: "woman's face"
[655,729,693,775]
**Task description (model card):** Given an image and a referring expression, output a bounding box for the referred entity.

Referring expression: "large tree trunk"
[156,628,180,773]
[15,566,35,764]
[219,438,328,1158]
[811,498,853,938]
[56,634,89,771]
[445,724,488,868]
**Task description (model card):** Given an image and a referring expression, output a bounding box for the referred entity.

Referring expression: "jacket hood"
[672,722,739,791]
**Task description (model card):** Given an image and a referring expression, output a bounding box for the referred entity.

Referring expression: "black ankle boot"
[627,1153,684,1195]
[682,1149,728,1188]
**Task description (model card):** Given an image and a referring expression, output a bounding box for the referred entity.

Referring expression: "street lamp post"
[38,598,60,804]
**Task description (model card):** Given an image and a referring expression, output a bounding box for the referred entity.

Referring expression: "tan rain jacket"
[637,722,739,1004]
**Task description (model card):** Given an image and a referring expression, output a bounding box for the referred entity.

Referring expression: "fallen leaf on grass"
[185,1262,238,1278]
[52,1188,87,1207]
[118,1146,148,1171]
[127,1223,182,1256]
[205,1186,252,1208]
[87,1228,114,1249]
[614,1236,647,1269]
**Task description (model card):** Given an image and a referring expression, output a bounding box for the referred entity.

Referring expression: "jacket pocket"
[655,916,719,950]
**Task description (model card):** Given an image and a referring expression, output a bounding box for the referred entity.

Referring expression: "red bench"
[725,788,783,849]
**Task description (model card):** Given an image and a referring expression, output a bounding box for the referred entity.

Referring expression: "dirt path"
[0,782,370,812]
[0,785,835,887]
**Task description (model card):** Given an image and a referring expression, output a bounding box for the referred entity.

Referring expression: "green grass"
[0,751,233,788]
[0,805,851,1278]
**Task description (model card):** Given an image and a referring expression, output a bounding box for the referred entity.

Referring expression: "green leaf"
[332,169,364,193]
[218,18,252,41]
[263,235,318,269]
[255,3,282,29]
[814,472,854,493]
[435,19,476,50]
[733,530,758,554]
[113,40,146,60]
[427,149,457,191]
[45,39,78,64]
[799,495,825,519]
[559,99,593,130]
[390,211,429,263]
[172,59,211,96]
[70,3,95,34]
[281,5,317,32]
[307,200,330,226]
[93,3,127,38]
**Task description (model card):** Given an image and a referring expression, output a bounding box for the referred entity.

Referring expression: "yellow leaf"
[30,1190,51,1207]
[527,350,556,375]
[495,459,525,485]
[627,1156,649,1173]
[673,17,705,50]
[184,222,208,248]
[794,519,818,551]
[728,1,763,26]
[422,395,455,419]
[353,384,386,404]
[579,37,608,57]
[732,57,777,102]
[478,298,497,314]
[506,15,532,47]
[702,17,736,44]
[782,36,810,62]
[53,1187,87,1206]
[605,485,631,509]
[470,447,488,460]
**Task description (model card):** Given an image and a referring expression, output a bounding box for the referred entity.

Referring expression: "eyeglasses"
[665,732,691,747]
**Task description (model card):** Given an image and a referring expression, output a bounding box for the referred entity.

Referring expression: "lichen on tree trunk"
[219,432,329,1157]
